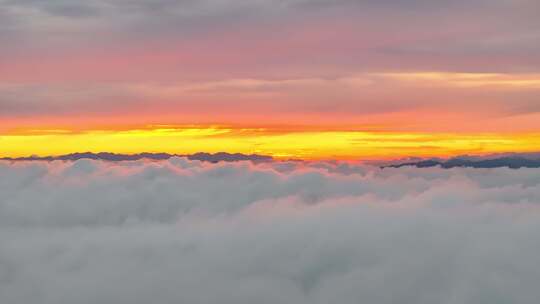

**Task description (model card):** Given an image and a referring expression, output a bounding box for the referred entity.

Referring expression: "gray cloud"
[6,0,103,17]
[1,0,538,73]
[1,159,540,303]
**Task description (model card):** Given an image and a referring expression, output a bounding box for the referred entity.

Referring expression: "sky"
[2,2,540,300]
[1,0,540,159]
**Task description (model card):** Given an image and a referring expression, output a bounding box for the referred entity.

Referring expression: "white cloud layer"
[1,158,540,303]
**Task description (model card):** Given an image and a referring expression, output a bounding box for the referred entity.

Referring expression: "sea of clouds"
[1,158,540,303]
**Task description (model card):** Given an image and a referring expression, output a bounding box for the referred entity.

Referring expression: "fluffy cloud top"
[1,158,540,303]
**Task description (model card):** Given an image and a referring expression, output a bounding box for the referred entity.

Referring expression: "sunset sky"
[3,2,540,302]
[1,0,539,159]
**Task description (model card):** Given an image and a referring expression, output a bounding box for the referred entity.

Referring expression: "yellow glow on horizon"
[1,126,539,160]
[377,72,540,89]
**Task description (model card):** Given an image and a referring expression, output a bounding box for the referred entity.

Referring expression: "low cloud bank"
[1,158,540,303]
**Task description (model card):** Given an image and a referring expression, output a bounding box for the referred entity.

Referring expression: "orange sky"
[1,1,539,159]
[1,124,539,160]
[1,72,540,159]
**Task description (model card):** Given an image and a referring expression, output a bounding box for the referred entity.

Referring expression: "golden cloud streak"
[1,126,539,160]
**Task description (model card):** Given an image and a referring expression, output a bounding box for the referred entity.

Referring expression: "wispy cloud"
[1,71,539,133]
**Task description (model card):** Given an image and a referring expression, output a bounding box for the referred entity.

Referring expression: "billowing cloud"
[1,158,540,303]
